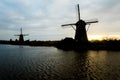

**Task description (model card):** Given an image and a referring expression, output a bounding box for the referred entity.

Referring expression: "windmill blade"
[61,23,76,26]
[14,34,20,36]
[20,28,23,34]
[23,34,29,36]
[86,24,91,32]
[77,4,80,21]
[71,25,76,31]
[86,20,98,24]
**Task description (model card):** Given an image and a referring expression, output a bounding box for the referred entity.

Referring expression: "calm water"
[0,45,120,80]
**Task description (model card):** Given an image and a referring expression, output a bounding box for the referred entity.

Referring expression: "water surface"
[0,45,120,80]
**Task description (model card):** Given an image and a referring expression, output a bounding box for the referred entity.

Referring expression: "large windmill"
[62,4,98,44]
[14,28,28,43]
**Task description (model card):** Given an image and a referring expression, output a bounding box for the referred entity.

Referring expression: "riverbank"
[0,38,120,51]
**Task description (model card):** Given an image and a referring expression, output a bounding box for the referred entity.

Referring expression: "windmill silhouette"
[62,4,98,44]
[14,28,28,43]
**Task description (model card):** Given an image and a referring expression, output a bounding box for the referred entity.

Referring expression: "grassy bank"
[0,38,120,51]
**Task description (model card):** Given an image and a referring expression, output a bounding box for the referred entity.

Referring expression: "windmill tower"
[62,4,98,44]
[14,28,28,43]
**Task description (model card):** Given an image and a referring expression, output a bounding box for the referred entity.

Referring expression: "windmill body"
[14,28,28,43]
[19,34,24,42]
[62,4,98,44]
[75,20,88,43]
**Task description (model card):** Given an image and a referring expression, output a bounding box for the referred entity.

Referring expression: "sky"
[0,0,120,41]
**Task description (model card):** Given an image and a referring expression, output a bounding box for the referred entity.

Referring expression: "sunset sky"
[0,0,120,40]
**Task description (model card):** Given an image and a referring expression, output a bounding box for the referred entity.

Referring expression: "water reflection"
[87,51,120,80]
[0,45,120,80]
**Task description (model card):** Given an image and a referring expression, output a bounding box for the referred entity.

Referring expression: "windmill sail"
[61,23,76,26]
[86,19,98,24]
[77,4,80,21]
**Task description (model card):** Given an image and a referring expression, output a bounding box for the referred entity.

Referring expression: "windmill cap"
[76,20,86,26]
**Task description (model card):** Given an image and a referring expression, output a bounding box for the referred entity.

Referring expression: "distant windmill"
[62,4,98,43]
[14,28,28,43]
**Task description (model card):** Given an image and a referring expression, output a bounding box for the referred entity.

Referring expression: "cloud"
[0,0,120,40]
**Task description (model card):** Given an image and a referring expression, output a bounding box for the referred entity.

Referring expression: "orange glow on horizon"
[88,35,120,41]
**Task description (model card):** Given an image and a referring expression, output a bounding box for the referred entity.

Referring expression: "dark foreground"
[0,38,120,51]
[0,45,120,80]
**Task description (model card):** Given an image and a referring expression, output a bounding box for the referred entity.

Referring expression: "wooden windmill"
[62,4,98,43]
[14,28,28,43]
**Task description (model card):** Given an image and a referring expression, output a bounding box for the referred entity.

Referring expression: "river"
[0,44,120,80]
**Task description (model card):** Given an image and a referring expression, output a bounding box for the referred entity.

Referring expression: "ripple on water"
[0,45,120,80]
